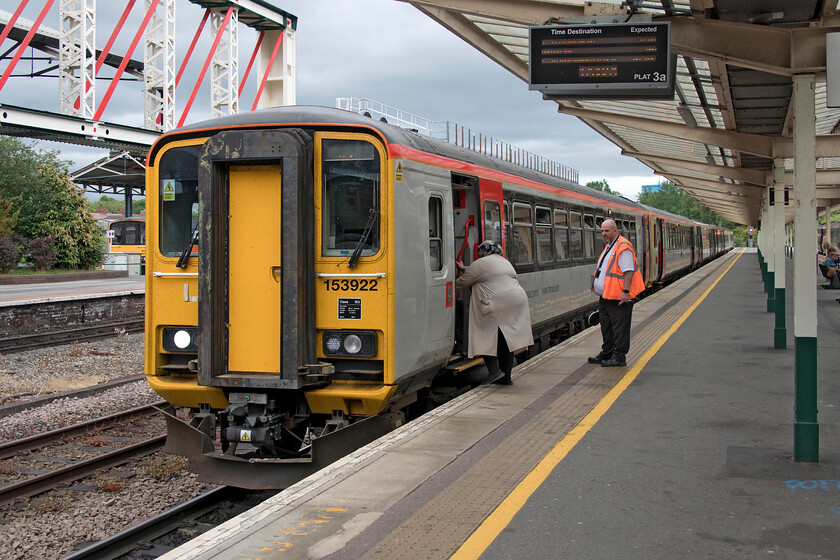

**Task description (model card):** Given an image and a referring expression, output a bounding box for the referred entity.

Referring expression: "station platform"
[159,248,840,560]
[0,275,144,305]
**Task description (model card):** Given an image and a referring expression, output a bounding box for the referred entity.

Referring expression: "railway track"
[0,401,167,506]
[0,319,144,354]
[59,486,276,560]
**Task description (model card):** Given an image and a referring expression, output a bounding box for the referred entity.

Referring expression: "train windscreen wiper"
[347,208,378,269]
[176,226,199,269]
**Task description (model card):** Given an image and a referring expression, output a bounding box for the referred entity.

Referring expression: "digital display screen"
[529,22,674,99]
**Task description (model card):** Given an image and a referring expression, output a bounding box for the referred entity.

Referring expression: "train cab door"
[197,130,315,390]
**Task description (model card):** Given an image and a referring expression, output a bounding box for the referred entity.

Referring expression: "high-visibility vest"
[600,236,645,300]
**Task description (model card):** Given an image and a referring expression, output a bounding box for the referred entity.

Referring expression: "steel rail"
[0,435,165,506]
[0,401,166,460]
[0,319,144,354]
[59,486,242,560]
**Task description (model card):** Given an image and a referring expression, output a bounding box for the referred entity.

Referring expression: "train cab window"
[321,139,381,257]
[583,214,595,259]
[429,196,443,272]
[569,211,583,259]
[535,205,552,264]
[158,145,201,257]
[511,202,534,265]
[554,209,568,261]
[484,200,502,245]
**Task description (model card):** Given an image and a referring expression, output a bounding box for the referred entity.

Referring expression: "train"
[144,106,732,488]
[106,217,146,271]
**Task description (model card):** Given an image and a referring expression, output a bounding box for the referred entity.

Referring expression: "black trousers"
[598,297,633,360]
[484,329,514,378]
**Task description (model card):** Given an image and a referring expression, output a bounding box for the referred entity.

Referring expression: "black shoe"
[493,373,513,385]
[600,357,626,367]
[588,355,610,364]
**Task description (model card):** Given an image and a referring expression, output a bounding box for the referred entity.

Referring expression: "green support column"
[766,271,775,312]
[774,288,786,348]
[794,337,819,462]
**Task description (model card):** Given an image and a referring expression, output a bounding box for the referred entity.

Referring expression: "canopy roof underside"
[403,0,840,226]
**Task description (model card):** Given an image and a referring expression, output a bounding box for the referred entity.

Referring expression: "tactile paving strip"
[360,253,738,559]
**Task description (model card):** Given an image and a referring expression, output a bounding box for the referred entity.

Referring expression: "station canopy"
[403,0,840,226]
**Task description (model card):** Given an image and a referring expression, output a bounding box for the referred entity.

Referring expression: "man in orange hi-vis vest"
[588,218,645,367]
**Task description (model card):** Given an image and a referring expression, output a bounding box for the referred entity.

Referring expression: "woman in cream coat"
[455,241,534,385]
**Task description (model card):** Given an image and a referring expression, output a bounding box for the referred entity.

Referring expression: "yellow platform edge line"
[451,249,745,560]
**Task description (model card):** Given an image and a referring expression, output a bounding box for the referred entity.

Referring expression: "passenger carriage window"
[569,211,582,259]
[583,214,595,259]
[484,200,502,245]
[429,196,443,272]
[321,139,381,257]
[535,205,552,264]
[512,202,534,265]
[554,209,568,261]
[158,145,201,257]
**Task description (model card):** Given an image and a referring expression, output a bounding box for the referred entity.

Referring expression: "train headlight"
[325,335,342,353]
[322,331,377,357]
[162,326,198,352]
[343,334,363,354]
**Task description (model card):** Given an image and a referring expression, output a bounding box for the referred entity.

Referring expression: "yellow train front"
[145,107,456,488]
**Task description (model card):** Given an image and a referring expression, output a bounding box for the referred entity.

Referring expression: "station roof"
[403,0,840,226]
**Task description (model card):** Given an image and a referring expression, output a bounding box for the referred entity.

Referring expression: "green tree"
[637,181,738,228]
[0,137,104,269]
[92,195,144,215]
[586,179,620,196]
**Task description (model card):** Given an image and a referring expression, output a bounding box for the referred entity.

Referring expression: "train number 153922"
[323,279,379,292]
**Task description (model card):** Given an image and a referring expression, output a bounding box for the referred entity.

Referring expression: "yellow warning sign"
[240,430,252,442]
[395,162,403,182]
[163,179,176,201]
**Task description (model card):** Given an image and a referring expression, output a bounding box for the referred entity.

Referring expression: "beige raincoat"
[455,254,534,358]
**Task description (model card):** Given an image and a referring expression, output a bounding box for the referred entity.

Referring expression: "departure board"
[529,22,674,99]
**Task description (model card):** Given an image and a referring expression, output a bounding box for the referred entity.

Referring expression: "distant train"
[106,217,145,263]
[144,106,732,488]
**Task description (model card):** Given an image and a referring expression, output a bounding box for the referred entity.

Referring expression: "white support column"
[257,27,296,108]
[59,0,96,119]
[793,75,818,340]
[766,187,775,273]
[143,0,176,131]
[792,73,818,462]
[210,8,239,118]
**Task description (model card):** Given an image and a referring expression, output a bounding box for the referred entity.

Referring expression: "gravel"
[0,333,217,560]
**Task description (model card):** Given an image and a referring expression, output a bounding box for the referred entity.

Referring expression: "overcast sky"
[3,0,659,199]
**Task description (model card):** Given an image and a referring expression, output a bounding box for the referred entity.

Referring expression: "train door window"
[594,216,605,255]
[554,209,568,262]
[484,200,502,244]
[511,202,534,265]
[429,196,443,272]
[503,201,511,253]
[535,205,552,264]
[569,211,583,259]
[583,214,595,259]
[321,138,381,257]
[158,144,201,257]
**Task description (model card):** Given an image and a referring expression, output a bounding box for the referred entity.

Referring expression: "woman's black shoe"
[588,355,609,364]
[494,373,513,385]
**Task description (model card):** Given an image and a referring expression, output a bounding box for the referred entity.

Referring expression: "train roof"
[160,106,728,232]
